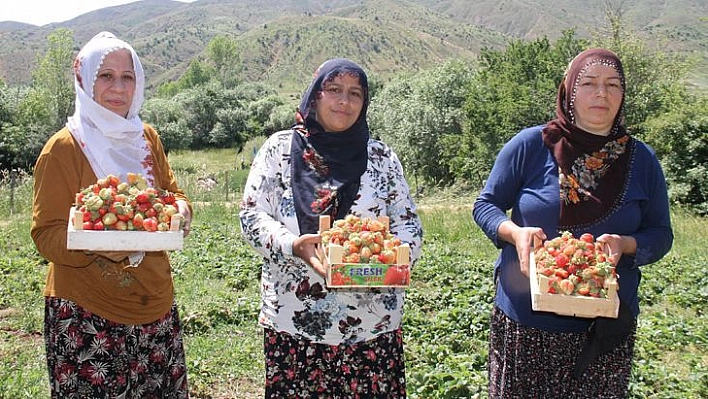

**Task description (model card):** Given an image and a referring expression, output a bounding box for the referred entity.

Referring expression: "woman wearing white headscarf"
[31,32,192,398]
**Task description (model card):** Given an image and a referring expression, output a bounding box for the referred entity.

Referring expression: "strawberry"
[558,279,575,295]
[555,253,569,268]
[331,272,346,286]
[142,217,158,232]
[132,213,144,229]
[579,233,594,243]
[322,215,404,266]
[135,192,150,204]
[161,191,176,205]
[102,213,118,226]
[383,265,410,285]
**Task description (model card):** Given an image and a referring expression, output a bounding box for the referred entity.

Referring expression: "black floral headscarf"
[291,58,370,234]
[542,48,634,230]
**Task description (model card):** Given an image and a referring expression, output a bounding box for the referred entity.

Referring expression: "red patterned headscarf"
[542,48,634,230]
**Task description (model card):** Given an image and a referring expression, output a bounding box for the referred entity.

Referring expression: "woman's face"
[93,49,136,118]
[573,63,623,136]
[314,73,365,132]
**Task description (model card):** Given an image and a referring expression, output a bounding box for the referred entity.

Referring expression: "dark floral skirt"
[264,328,406,398]
[44,297,189,399]
[488,306,635,399]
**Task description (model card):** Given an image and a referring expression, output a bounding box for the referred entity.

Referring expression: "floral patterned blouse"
[239,130,423,345]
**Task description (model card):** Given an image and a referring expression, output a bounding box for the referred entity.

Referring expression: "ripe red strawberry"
[135,193,150,204]
[142,217,158,232]
[132,213,144,229]
[161,191,176,205]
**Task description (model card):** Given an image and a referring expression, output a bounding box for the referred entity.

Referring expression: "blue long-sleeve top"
[473,125,673,333]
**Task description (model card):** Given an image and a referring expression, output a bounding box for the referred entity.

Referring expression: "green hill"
[0,0,705,90]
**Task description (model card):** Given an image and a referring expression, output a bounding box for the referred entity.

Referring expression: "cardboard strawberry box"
[320,215,411,288]
[529,244,619,319]
[325,242,411,288]
[66,207,183,251]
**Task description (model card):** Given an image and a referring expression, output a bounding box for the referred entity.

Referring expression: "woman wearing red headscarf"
[240,58,423,398]
[473,48,673,397]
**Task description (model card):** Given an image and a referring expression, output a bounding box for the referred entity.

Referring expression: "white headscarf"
[67,31,153,185]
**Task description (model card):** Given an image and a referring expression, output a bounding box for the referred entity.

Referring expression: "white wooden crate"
[66,207,183,251]
[529,251,619,319]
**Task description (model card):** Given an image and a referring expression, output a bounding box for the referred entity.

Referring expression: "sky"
[1,0,196,26]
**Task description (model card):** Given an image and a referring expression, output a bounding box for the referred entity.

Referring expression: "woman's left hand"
[176,200,192,237]
[596,234,636,265]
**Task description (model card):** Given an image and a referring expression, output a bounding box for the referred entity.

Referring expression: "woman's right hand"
[512,227,546,277]
[292,234,327,276]
[499,221,546,277]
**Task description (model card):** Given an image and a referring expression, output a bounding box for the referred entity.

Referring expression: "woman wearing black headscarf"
[240,58,423,398]
[473,48,673,397]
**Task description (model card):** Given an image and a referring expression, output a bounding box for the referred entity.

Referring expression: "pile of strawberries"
[321,214,403,265]
[74,173,182,232]
[533,231,617,298]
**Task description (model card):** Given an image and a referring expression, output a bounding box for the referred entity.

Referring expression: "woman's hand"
[176,200,192,237]
[498,221,546,277]
[292,234,327,276]
[512,227,547,277]
[596,234,636,265]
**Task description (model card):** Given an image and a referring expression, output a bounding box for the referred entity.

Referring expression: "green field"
[1,149,706,398]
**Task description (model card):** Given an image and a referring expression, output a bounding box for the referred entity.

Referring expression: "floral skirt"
[488,306,635,399]
[264,328,406,398]
[44,297,189,399]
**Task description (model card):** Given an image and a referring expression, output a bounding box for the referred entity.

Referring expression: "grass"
[1,148,706,398]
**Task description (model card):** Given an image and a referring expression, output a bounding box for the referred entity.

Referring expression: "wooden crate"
[66,207,183,251]
[320,215,411,288]
[529,250,619,319]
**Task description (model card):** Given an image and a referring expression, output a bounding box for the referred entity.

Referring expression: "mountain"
[0,0,705,91]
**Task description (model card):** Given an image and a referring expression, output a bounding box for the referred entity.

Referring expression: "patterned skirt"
[488,306,635,399]
[264,328,406,398]
[44,297,189,399]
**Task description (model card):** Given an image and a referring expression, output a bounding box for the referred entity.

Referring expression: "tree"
[156,59,215,98]
[29,28,75,134]
[1,28,76,169]
[0,80,11,124]
[170,81,280,150]
[266,103,296,135]
[643,93,708,215]
[141,98,193,151]
[207,35,241,88]
[369,59,475,185]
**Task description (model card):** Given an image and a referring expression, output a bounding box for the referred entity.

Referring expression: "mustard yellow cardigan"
[31,124,190,324]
